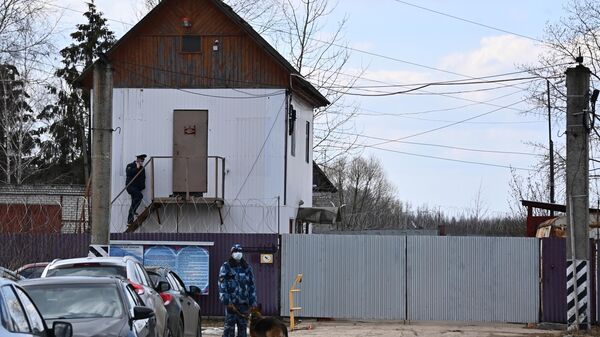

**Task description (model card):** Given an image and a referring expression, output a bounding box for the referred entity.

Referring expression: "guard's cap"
[231,244,243,252]
[136,154,147,160]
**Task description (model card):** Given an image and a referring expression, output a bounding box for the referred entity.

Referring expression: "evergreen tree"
[38,1,115,183]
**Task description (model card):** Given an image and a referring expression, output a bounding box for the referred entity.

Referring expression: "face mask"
[232,252,243,261]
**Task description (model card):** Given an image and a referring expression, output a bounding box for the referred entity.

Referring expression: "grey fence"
[281,235,540,323]
[408,236,539,322]
[281,234,406,320]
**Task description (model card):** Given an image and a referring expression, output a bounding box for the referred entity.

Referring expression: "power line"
[324,141,535,172]
[325,75,543,90]
[225,99,287,220]
[44,2,134,27]
[317,129,540,156]
[336,78,540,97]
[367,99,529,146]
[125,66,286,99]
[391,0,543,43]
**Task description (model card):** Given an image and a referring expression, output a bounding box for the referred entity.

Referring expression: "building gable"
[80,0,328,107]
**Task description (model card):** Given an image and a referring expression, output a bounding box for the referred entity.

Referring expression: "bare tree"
[515,0,600,211]
[278,0,361,165]
[0,0,54,63]
[325,155,402,230]
[0,64,40,184]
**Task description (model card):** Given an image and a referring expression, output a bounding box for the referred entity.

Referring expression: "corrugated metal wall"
[111,233,280,316]
[0,234,90,270]
[540,238,597,324]
[110,88,305,234]
[407,236,539,322]
[0,233,280,316]
[281,235,539,323]
[280,234,407,320]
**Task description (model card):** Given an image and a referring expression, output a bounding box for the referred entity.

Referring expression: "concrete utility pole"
[565,63,590,331]
[547,79,555,216]
[90,56,113,246]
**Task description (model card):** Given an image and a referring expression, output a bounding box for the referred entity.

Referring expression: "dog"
[248,307,288,337]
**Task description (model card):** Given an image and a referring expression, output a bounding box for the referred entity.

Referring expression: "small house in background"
[521,199,600,238]
[80,0,329,233]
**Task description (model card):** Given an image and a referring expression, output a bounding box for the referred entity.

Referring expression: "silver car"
[41,257,169,337]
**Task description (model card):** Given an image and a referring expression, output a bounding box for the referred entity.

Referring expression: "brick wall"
[0,185,89,233]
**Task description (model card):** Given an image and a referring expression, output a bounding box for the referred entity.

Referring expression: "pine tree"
[38,0,115,184]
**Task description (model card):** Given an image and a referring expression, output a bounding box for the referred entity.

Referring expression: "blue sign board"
[110,244,209,295]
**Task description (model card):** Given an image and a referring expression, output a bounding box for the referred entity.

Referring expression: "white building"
[80,0,329,234]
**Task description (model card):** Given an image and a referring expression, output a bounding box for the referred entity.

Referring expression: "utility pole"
[565,62,590,331]
[90,56,113,246]
[547,79,555,216]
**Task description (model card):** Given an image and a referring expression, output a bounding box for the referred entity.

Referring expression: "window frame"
[0,285,31,333]
[14,286,45,334]
[181,35,202,54]
[291,124,296,157]
[305,121,310,163]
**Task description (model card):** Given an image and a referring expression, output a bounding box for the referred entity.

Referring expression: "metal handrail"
[111,155,226,205]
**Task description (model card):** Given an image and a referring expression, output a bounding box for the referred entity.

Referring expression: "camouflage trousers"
[223,304,249,337]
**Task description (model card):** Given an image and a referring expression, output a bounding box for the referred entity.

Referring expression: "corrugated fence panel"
[111,233,280,317]
[280,234,406,320]
[408,236,539,323]
[0,234,90,269]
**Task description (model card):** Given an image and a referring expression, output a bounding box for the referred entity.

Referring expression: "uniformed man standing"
[218,244,257,337]
[125,154,147,225]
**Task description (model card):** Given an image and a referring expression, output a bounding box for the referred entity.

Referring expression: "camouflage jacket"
[218,258,257,307]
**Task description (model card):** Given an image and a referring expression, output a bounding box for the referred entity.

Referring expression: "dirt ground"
[202,320,564,337]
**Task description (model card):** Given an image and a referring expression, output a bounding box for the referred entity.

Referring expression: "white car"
[41,256,169,337]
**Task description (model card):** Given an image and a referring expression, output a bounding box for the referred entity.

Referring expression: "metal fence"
[408,236,539,322]
[281,235,540,323]
[280,234,406,320]
[0,234,90,269]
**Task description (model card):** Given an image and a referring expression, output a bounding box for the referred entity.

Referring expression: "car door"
[168,272,198,336]
[124,285,153,337]
[0,285,46,336]
[134,263,166,337]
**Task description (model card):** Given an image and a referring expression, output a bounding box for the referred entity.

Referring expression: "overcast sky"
[49,0,572,217]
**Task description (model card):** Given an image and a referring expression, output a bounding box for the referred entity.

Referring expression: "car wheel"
[195,315,202,337]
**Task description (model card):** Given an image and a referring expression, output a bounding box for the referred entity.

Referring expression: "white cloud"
[439,35,544,77]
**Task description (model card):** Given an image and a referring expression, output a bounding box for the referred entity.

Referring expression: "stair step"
[125,203,162,233]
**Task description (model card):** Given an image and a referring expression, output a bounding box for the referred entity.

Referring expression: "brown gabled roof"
[521,199,600,213]
[78,0,328,107]
[313,161,337,193]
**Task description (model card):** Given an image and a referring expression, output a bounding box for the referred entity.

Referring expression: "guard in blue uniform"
[125,154,146,225]
[218,244,257,337]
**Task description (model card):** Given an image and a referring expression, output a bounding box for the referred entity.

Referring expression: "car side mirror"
[156,281,170,293]
[133,306,155,320]
[53,321,73,337]
[188,285,201,295]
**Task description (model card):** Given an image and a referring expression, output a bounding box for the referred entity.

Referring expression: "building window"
[305,121,310,163]
[291,124,296,157]
[181,36,201,53]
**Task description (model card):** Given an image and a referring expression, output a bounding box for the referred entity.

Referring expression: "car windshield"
[19,266,46,279]
[46,265,127,278]
[25,284,124,319]
[147,271,163,286]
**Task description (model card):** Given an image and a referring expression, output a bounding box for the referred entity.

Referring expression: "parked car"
[0,266,24,282]
[21,276,156,337]
[0,277,73,337]
[16,262,49,279]
[146,267,202,337]
[41,257,169,337]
